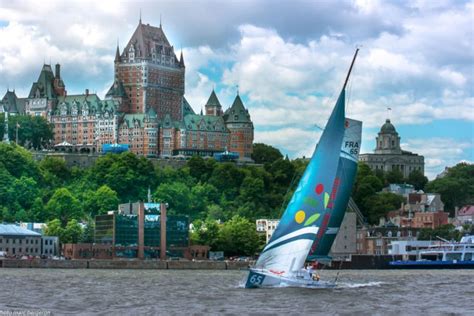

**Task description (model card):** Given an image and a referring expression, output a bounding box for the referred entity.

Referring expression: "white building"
[256,219,279,243]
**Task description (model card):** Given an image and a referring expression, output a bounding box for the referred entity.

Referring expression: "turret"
[179,50,185,68]
[115,44,121,63]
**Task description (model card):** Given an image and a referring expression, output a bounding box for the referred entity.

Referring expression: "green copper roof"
[122,110,159,128]
[54,94,119,115]
[1,90,22,113]
[184,114,228,132]
[380,119,397,134]
[106,80,127,98]
[182,97,195,116]
[224,95,252,123]
[205,90,222,108]
[28,64,57,99]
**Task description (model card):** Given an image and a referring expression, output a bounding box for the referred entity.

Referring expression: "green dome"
[381,119,396,133]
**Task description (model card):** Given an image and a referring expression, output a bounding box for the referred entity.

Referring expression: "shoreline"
[0,258,251,270]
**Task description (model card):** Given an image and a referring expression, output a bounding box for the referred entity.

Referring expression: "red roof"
[459,205,474,216]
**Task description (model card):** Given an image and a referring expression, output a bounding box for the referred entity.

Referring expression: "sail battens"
[263,226,319,252]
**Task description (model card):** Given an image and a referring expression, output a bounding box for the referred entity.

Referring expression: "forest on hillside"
[1,142,472,252]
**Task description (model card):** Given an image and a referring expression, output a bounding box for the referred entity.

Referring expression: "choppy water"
[1,269,473,315]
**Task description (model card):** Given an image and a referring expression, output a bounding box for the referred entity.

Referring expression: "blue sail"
[253,90,347,274]
[308,118,362,262]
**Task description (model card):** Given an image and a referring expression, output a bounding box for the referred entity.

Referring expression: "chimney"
[85,89,89,97]
[55,64,60,79]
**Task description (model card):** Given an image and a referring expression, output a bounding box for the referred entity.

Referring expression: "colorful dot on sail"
[304,213,320,226]
[295,210,306,224]
[304,197,318,208]
[324,192,330,209]
[315,184,324,195]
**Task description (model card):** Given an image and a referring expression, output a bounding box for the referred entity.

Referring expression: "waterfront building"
[0,224,41,257]
[256,219,280,243]
[360,119,424,178]
[456,205,474,224]
[356,226,419,255]
[41,236,59,257]
[412,211,449,229]
[95,202,191,259]
[329,212,357,259]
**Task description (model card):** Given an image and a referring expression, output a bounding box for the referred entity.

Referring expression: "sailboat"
[245,49,362,288]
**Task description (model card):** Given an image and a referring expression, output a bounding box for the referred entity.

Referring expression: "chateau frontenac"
[0,19,254,161]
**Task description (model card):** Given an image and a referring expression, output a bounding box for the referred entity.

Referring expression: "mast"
[342,48,359,91]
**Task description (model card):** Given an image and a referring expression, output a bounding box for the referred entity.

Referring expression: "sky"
[0,0,472,179]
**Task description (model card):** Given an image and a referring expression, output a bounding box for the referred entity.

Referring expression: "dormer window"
[129,46,135,62]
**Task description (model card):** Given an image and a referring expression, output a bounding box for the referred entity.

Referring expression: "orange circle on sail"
[295,210,306,224]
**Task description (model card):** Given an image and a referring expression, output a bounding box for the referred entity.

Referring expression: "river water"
[1,269,472,315]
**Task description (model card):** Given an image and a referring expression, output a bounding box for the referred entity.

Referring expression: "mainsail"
[308,118,362,261]
[253,49,359,275]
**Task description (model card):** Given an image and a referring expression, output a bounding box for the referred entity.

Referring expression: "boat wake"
[336,281,385,289]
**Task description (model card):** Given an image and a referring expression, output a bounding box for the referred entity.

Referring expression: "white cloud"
[402,138,473,179]
[0,0,471,179]
[255,127,322,158]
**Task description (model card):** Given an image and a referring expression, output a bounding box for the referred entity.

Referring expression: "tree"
[190,219,220,249]
[39,156,71,186]
[87,152,157,202]
[417,224,461,241]
[216,215,262,257]
[187,156,215,182]
[45,188,82,225]
[62,219,83,244]
[0,114,53,149]
[11,176,40,210]
[0,143,41,180]
[83,185,119,217]
[251,143,283,164]
[208,163,245,199]
[44,219,64,240]
[385,169,404,184]
[154,182,194,217]
[407,170,428,190]
[425,163,474,213]
[81,218,95,243]
[363,192,405,224]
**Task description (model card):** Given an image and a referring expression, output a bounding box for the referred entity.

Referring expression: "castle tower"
[107,19,185,120]
[204,90,223,116]
[224,94,254,161]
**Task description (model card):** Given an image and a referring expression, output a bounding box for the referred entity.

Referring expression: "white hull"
[245,268,337,289]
